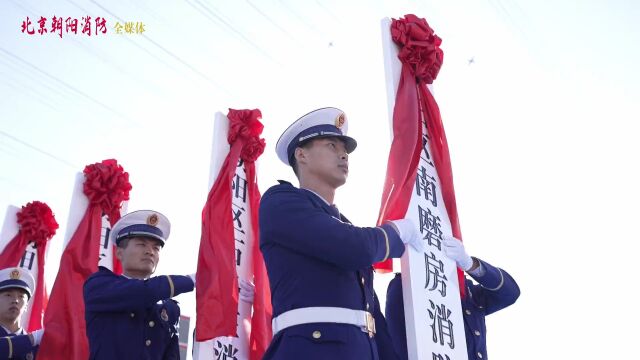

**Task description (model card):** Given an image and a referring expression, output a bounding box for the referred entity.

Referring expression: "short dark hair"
[290,139,315,178]
[117,237,131,249]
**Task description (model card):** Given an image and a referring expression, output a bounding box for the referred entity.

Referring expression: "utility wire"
[186,0,280,64]
[244,0,300,44]
[0,130,79,169]
[86,0,233,95]
[0,47,133,124]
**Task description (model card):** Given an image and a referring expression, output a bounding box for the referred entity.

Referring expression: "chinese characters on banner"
[19,242,42,330]
[98,215,116,270]
[400,120,467,360]
[209,159,254,360]
[20,16,145,37]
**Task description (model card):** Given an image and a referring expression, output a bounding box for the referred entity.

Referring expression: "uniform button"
[312,331,321,339]
[477,352,483,358]
[366,303,370,310]
[145,340,151,346]
[361,277,365,285]
[465,310,471,315]
[478,305,484,309]
[474,330,481,336]
[130,313,135,318]
[149,321,155,327]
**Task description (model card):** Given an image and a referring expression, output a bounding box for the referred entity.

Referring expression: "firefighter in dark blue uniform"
[83,210,195,360]
[0,267,42,360]
[260,107,424,360]
[385,236,520,360]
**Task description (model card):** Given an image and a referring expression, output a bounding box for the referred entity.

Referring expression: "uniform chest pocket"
[285,323,353,344]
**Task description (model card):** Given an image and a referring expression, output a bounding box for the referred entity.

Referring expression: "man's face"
[0,288,28,324]
[298,137,349,188]
[116,237,162,277]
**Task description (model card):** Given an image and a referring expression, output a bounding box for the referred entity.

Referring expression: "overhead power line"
[0,130,79,169]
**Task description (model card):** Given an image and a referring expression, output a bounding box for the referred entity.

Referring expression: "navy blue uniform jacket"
[260,181,405,360]
[84,267,194,360]
[385,259,520,360]
[0,327,36,360]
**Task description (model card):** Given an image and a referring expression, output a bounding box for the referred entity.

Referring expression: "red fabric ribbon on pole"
[375,14,465,296]
[196,109,272,359]
[0,201,58,331]
[38,159,131,360]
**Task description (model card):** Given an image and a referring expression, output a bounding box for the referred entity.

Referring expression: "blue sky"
[1,1,639,358]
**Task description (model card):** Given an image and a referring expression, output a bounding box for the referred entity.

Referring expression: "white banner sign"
[381,17,467,360]
[193,112,254,360]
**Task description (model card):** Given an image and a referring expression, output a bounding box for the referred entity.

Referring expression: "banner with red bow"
[377,14,468,359]
[38,159,131,360]
[0,201,58,332]
[194,109,272,360]
[377,14,465,290]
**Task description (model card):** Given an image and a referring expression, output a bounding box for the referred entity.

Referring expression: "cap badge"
[10,270,20,280]
[335,113,345,129]
[147,214,159,227]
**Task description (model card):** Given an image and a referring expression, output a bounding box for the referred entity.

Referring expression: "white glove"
[390,219,425,253]
[442,236,474,271]
[239,278,255,303]
[31,328,44,345]
[188,273,196,285]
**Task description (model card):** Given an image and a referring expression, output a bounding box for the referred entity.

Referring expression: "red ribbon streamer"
[375,14,465,296]
[196,109,272,360]
[38,159,131,360]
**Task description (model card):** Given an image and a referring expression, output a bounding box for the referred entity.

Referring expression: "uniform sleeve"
[259,186,405,270]
[467,258,520,315]
[0,335,36,359]
[373,291,401,360]
[84,271,195,312]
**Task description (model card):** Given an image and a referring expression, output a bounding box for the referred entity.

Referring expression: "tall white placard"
[193,112,253,360]
[381,17,468,360]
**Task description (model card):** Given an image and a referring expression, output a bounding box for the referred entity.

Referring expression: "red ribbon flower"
[241,136,266,163]
[83,159,132,223]
[227,109,266,162]
[391,14,443,84]
[16,201,58,248]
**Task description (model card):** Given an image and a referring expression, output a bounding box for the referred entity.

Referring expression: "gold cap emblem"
[9,269,20,280]
[335,113,345,129]
[147,213,159,226]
